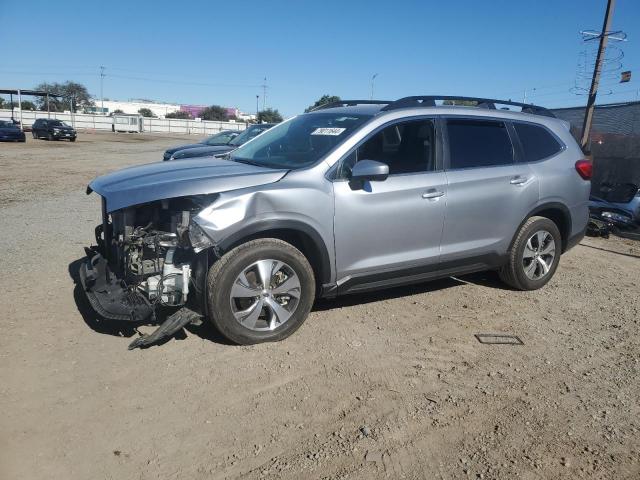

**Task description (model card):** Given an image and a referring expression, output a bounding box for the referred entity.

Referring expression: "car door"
[332,117,447,292]
[440,117,538,266]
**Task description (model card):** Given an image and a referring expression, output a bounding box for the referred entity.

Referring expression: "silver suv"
[80,96,591,349]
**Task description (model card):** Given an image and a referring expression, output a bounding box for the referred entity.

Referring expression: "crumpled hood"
[88,157,288,212]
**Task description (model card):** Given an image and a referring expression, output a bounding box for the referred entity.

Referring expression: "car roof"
[306,96,559,125]
[307,105,572,133]
[306,104,385,116]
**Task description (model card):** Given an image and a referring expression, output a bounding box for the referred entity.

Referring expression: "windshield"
[230,113,371,169]
[228,124,272,146]
[50,120,70,127]
[203,130,239,145]
[0,121,15,128]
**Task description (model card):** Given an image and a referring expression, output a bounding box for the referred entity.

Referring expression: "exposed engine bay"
[80,195,216,348]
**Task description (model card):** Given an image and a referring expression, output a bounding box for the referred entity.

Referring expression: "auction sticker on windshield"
[311,127,346,136]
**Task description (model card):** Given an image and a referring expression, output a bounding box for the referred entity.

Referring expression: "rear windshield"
[0,121,15,127]
[230,113,371,169]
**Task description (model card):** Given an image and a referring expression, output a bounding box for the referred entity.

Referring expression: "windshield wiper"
[231,157,263,167]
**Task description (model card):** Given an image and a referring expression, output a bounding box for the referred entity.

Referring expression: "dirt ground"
[1,132,639,480]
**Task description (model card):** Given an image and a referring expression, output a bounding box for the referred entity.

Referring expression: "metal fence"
[0,109,246,136]
[552,102,640,187]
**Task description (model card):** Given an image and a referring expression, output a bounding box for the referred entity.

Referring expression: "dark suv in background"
[32,119,77,141]
[163,123,275,160]
[0,120,26,142]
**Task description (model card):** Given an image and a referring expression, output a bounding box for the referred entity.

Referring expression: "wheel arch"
[519,202,572,252]
[215,220,332,290]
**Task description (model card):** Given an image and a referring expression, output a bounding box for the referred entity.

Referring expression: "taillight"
[575,159,592,180]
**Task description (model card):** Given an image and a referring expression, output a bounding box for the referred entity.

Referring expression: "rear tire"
[70,137,76,142]
[499,216,562,291]
[32,131,37,139]
[207,238,315,345]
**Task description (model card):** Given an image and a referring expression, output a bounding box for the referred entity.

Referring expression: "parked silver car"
[80,96,590,348]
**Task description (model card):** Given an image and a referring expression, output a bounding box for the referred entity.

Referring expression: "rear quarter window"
[514,123,563,162]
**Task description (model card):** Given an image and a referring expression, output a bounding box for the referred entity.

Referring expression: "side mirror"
[351,160,389,182]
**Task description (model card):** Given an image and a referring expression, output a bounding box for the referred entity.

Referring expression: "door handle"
[422,190,445,199]
[510,176,528,185]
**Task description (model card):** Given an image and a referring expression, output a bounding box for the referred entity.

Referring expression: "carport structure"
[0,88,64,131]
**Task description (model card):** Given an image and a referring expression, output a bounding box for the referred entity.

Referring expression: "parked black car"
[0,120,26,142]
[162,130,240,160]
[163,123,275,161]
[32,119,77,141]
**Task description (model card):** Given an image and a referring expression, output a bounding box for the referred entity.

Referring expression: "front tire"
[207,239,316,345]
[499,216,562,291]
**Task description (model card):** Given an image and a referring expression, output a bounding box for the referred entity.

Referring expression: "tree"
[138,108,155,118]
[20,100,37,111]
[165,110,192,119]
[33,81,94,111]
[257,108,283,123]
[0,97,4,109]
[110,109,124,115]
[305,95,341,112]
[200,105,228,121]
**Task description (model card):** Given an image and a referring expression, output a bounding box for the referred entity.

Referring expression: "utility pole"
[261,77,267,111]
[256,95,259,122]
[370,73,378,100]
[100,66,106,114]
[580,0,616,152]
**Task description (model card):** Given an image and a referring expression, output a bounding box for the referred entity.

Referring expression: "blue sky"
[0,0,638,116]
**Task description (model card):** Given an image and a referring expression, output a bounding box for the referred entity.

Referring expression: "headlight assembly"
[601,211,631,223]
[188,221,214,253]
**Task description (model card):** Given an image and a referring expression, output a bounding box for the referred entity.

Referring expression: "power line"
[0,69,264,89]
[94,73,263,89]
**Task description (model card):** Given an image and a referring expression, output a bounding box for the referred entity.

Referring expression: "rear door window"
[446,119,514,169]
[514,123,563,162]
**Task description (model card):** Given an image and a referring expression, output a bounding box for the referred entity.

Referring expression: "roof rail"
[380,96,556,118]
[310,100,392,112]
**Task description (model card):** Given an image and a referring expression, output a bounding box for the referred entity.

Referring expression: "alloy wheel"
[522,230,556,280]
[229,259,301,331]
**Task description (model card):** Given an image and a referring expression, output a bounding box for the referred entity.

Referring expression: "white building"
[89,99,181,118]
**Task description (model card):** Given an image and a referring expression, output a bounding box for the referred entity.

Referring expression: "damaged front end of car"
[80,194,217,349]
[79,157,289,348]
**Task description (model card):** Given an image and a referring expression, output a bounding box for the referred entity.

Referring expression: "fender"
[516,202,572,252]
[215,219,333,287]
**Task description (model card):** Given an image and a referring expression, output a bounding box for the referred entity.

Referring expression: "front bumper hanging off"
[79,250,203,349]
[79,252,155,322]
